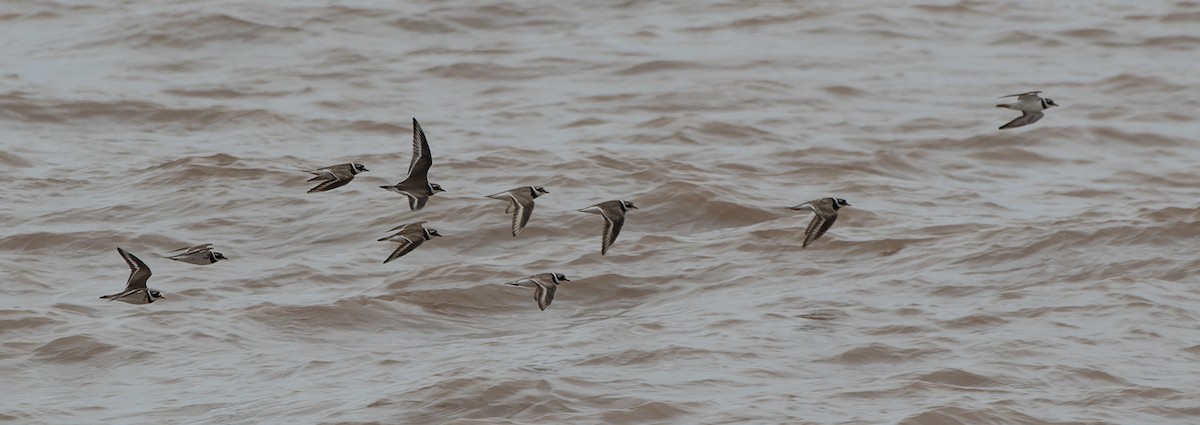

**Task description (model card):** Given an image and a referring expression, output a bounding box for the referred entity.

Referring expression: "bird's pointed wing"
[308,177,351,193]
[306,169,340,182]
[406,193,430,211]
[999,91,1041,98]
[600,213,625,255]
[534,281,557,311]
[102,288,140,302]
[407,118,433,180]
[383,236,424,264]
[382,221,428,235]
[182,244,213,254]
[802,213,838,248]
[1016,92,1043,102]
[511,194,536,237]
[117,247,152,290]
[999,111,1044,130]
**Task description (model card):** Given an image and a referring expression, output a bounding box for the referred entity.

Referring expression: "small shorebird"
[788,197,851,248]
[487,186,549,236]
[505,273,570,311]
[377,221,442,263]
[304,162,368,193]
[577,200,637,255]
[996,91,1058,130]
[380,118,446,210]
[102,247,164,304]
[162,243,227,265]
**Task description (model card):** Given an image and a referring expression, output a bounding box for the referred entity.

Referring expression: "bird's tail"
[377,229,405,241]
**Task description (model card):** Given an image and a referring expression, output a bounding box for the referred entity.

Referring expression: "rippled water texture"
[3,0,1200,423]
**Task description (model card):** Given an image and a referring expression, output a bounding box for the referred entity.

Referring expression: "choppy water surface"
[3,0,1200,423]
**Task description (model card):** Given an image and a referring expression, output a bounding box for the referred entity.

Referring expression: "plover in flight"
[788,197,851,248]
[578,200,637,255]
[996,91,1058,130]
[380,118,446,210]
[487,186,549,236]
[101,247,164,304]
[505,273,570,311]
[162,243,227,265]
[377,221,442,263]
[304,162,368,193]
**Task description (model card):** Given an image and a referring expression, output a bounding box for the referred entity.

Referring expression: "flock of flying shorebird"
[102,91,1058,310]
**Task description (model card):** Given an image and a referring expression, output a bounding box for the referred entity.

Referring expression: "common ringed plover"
[304,162,368,193]
[996,91,1058,130]
[102,247,164,304]
[162,243,227,265]
[377,221,442,263]
[380,118,446,210]
[487,186,549,236]
[578,200,637,255]
[788,197,850,248]
[505,273,570,311]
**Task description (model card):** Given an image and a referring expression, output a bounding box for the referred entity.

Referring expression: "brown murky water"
[3,1,1200,423]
